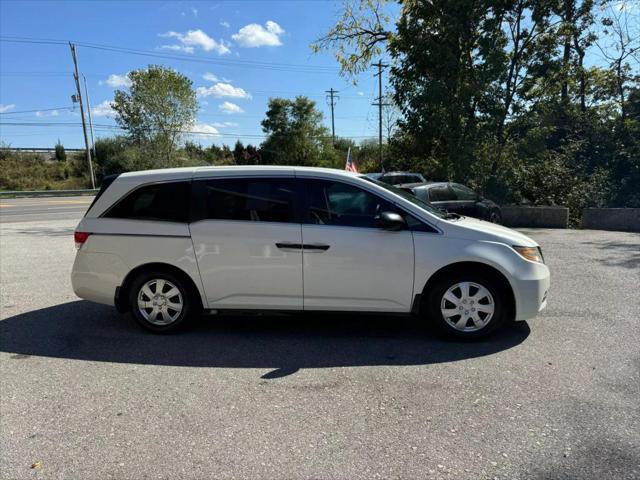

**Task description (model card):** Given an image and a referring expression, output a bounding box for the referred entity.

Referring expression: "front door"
[450,183,479,217]
[189,176,303,310]
[299,178,414,312]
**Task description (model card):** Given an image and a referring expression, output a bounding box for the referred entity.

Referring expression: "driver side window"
[305,179,395,228]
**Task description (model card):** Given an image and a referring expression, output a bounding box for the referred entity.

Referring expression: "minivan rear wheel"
[128,271,193,333]
[425,273,508,339]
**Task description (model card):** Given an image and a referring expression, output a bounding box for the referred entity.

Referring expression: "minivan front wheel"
[129,272,193,333]
[426,274,507,339]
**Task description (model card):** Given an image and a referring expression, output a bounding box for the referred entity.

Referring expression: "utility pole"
[325,88,339,145]
[82,74,97,161]
[372,61,389,171]
[69,42,95,189]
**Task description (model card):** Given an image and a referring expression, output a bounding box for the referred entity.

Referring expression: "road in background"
[0,196,94,223]
[1,218,639,479]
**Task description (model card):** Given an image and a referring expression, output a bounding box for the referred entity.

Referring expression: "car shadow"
[0,301,530,378]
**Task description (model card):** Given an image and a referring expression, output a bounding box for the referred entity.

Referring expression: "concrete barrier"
[581,208,640,233]
[501,206,569,228]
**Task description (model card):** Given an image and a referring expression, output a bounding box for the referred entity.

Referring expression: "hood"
[440,216,538,247]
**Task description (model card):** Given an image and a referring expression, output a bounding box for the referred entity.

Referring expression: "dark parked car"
[365,171,426,185]
[397,182,502,223]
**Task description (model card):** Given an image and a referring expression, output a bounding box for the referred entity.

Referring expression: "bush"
[0,149,90,191]
[54,142,66,161]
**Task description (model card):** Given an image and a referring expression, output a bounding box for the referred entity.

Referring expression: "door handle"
[275,242,303,250]
[303,244,330,251]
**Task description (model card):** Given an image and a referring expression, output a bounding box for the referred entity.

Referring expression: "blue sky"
[0,0,389,148]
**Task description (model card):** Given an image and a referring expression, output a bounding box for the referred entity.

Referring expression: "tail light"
[74,231,91,249]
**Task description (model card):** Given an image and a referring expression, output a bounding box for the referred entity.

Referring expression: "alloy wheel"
[440,281,495,332]
[137,279,183,326]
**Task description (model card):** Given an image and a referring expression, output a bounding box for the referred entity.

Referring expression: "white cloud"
[357,91,364,96]
[92,100,116,118]
[220,20,230,28]
[210,121,239,128]
[197,82,251,99]
[218,101,244,114]
[190,122,221,136]
[232,21,284,47]
[105,73,131,88]
[160,29,230,55]
[191,7,198,17]
[35,110,59,117]
[0,104,16,113]
[202,72,219,82]
[161,44,195,54]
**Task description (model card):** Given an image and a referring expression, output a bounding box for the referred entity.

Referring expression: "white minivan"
[72,166,550,339]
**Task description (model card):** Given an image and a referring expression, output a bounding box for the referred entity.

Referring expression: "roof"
[118,165,362,182]
[366,171,424,176]
[396,181,446,189]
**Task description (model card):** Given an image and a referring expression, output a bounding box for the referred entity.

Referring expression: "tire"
[128,271,195,333]
[425,272,508,340]
[489,211,502,224]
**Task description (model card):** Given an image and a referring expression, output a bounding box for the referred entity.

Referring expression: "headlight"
[513,246,544,263]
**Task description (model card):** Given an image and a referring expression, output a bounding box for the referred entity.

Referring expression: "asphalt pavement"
[0,211,639,479]
[0,196,94,223]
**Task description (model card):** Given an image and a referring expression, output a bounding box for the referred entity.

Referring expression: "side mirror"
[376,211,406,231]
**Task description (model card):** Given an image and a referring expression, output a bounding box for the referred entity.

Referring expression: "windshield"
[361,177,447,219]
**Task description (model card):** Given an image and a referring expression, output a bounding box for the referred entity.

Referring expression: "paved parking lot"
[1,216,639,479]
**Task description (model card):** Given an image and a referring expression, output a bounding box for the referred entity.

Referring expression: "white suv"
[72,166,550,339]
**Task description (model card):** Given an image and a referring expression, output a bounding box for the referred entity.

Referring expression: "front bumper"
[512,263,550,321]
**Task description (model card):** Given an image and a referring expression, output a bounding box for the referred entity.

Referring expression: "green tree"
[260,96,333,165]
[54,140,66,161]
[245,144,261,164]
[390,0,512,182]
[311,0,393,77]
[233,140,246,165]
[112,65,197,167]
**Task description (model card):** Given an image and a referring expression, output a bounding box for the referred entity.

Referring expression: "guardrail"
[0,189,98,198]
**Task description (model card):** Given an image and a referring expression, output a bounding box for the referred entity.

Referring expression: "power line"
[0,36,339,74]
[0,106,74,115]
[0,121,378,139]
[0,73,366,99]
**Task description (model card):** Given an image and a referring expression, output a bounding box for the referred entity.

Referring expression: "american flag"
[345,147,358,173]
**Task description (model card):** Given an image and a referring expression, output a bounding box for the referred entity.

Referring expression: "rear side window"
[105,181,190,223]
[428,185,454,202]
[195,178,296,223]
